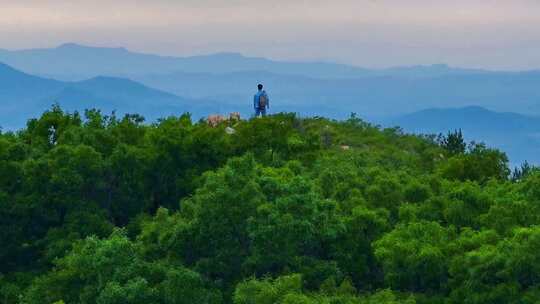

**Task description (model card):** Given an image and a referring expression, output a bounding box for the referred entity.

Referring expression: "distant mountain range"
[0,63,218,129]
[0,43,486,81]
[384,106,540,166]
[130,69,540,118]
[2,44,540,118]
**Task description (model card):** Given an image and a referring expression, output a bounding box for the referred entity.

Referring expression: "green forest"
[1,105,539,304]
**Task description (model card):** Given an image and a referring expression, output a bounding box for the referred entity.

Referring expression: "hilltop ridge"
[3,108,539,304]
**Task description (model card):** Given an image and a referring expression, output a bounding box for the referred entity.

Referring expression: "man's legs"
[255,108,266,117]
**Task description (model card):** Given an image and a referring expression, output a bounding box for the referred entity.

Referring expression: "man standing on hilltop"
[254,84,270,117]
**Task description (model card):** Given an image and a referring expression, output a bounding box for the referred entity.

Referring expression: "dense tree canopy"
[1,106,538,303]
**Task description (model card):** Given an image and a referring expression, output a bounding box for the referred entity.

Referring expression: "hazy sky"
[1,0,540,70]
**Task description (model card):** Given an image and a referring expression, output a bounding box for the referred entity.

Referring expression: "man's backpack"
[258,93,267,109]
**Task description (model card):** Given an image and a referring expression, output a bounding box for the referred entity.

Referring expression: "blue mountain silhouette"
[385,106,540,166]
[0,62,213,130]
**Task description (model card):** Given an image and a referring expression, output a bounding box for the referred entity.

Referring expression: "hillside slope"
[2,110,540,304]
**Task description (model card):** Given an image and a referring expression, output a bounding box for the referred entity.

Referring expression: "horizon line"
[2,42,536,73]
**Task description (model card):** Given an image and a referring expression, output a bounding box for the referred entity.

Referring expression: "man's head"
[257,84,263,91]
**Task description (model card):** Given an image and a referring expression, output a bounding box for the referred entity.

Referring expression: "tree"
[246,176,323,276]
[448,227,540,303]
[439,143,510,183]
[23,229,221,304]
[374,221,454,292]
[439,129,466,156]
[182,155,265,286]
